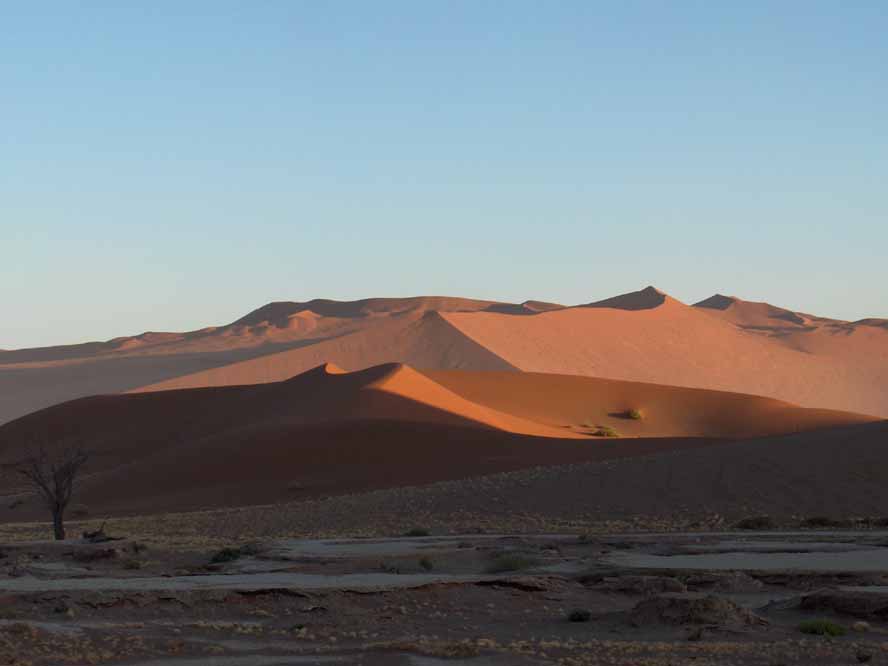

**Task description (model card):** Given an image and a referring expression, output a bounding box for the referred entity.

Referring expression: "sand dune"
[395,420,888,522]
[424,370,875,438]
[0,363,874,517]
[441,288,888,417]
[0,362,579,476]
[131,289,888,417]
[0,296,521,365]
[2,289,886,425]
[582,285,669,310]
[130,311,516,393]
[694,293,840,331]
[0,300,518,424]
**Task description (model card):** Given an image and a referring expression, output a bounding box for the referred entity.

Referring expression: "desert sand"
[0,362,876,518]
[2,288,886,425]
[2,296,887,666]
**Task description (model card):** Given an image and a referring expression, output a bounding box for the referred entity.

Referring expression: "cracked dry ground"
[1,534,888,665]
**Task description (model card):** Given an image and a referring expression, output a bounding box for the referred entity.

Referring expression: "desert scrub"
[592,425,619,437]
[211,547,243,563]
[485,552,540,573]
[567,608,592,622]
[799,619,846,636]
[404,528,430,537]
[419,556,434,571]
[210,542,261,564]
[734,515,775,530]
[625,409,643,420]
[802,516,851,528]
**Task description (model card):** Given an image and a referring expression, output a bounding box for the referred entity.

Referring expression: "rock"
[852,620,872,632]
[628,594,768,627]
[800,589,888,619]
[856,648,873,663]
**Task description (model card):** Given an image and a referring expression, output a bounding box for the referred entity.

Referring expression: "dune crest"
[582,286,671,311]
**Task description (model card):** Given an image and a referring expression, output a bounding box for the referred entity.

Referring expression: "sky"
[2,1,886,349]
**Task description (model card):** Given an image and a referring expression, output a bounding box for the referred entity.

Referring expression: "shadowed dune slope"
[0,363,581,475]
[694,293,836,330]
[11,425,723,517]
[0,363,731,516]
[0,296,519,366]
[131,311,517,393]
[398,420,888,522]
[582,285,669,310]
[0,364,876,517]
[0,302,518,424]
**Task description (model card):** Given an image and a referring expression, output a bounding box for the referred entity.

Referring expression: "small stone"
[856,648,873,664]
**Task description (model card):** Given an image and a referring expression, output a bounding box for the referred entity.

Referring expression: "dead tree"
[19,445,90,540]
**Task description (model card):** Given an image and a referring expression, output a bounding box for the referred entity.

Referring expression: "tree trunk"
[52,508,66,540]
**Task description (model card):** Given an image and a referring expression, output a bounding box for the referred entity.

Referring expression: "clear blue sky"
[2,2,886,348]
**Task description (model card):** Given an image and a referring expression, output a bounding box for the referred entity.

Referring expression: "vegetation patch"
[591,425,619,438]
[485,552,540,573]
[799,619,846,636]
[209,542,261,564]
[210,547,244,564]
[567,608,592,622]
[625,409,643,420]
[404,528,431,537]
[802,516,852,529]
[734,516,775,530]
[419,556,434,571]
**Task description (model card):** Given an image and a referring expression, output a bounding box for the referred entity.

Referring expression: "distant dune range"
[0,360,875,517]
[1,288,886,428]
[134,288,888,419]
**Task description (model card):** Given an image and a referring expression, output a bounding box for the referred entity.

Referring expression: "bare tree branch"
[17,440,90,540]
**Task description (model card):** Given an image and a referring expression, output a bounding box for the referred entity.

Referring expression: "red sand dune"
[440,289,888,417]
[0,363,874,517]
[424,370,875,439]
[133,289,888,418]
[2,289,886,425]
[130,311,517,393]
[0,298,519,425]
